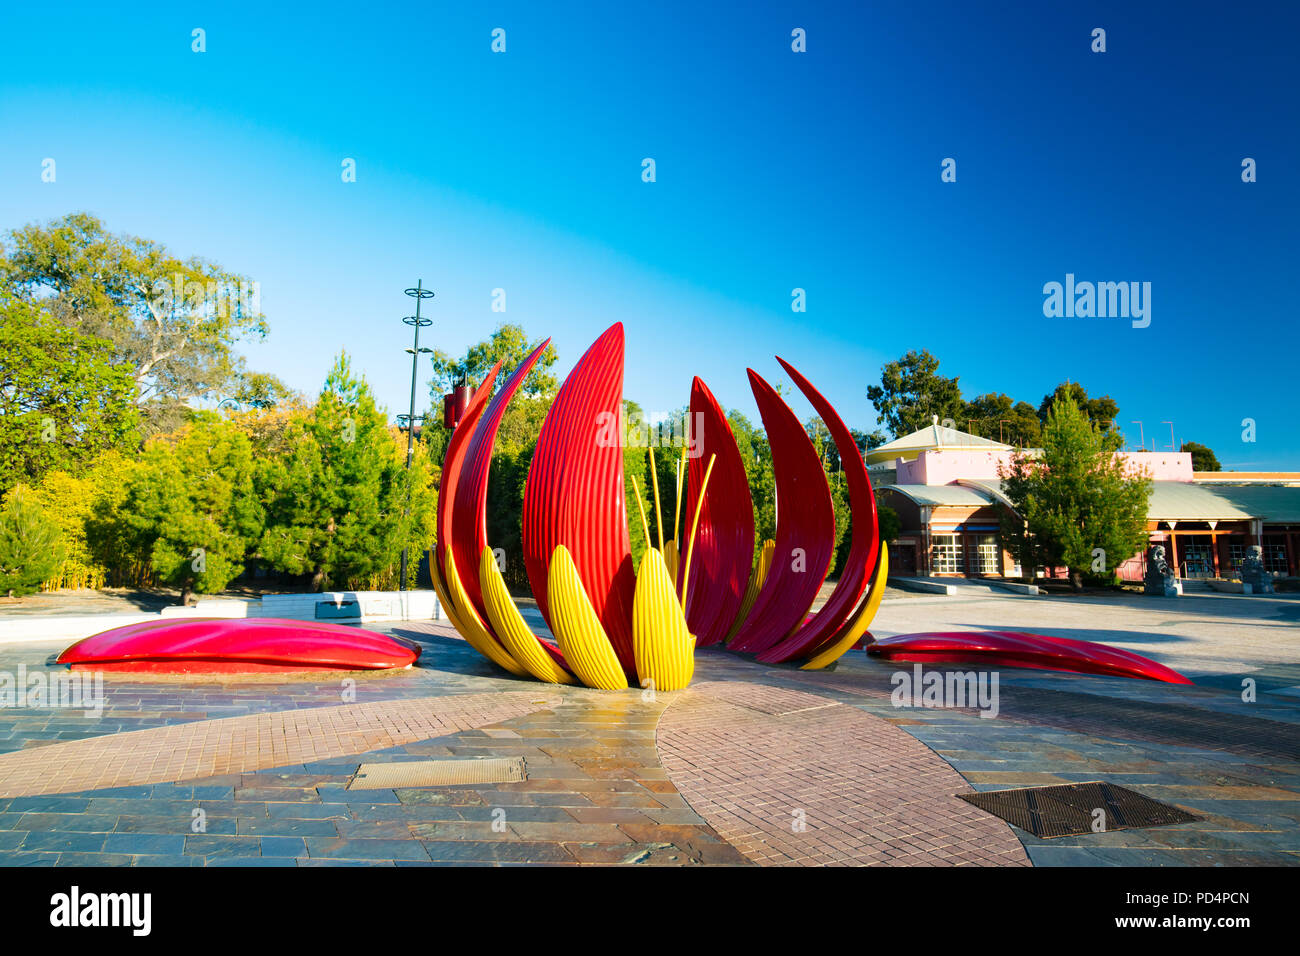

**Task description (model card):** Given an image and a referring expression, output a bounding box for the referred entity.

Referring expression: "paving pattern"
[0,692,558,799]
[0,588,1297,867]
[657,680,1029,865]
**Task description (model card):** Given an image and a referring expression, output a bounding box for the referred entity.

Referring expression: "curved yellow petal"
[429,547,470,636]
[547,545,628,690]
[801,546,890,670]
[662,538,679,586]
[632,548,696,692]
[725,538,775,644]
[443,547,529,677]
[479,547,575,685]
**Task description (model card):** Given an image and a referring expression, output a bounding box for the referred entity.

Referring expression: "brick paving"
[657,680,1030,866]
[0,590,1297,866]
[0,693,559,798]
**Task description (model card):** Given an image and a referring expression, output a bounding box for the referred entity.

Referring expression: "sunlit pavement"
[0,590,1296,866]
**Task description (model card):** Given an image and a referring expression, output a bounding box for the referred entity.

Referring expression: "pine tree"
[1001,394,1151,590]
[0,487,66,597]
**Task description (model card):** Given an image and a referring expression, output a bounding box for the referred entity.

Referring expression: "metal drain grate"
[959,781,1200,838]
[347,757,526,790]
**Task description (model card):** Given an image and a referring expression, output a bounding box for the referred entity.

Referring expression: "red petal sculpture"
[866,631,1193,684]
[451,339,552,618]
[728,370,836,654]
[757,359,879,663]
[57,618,421,673]
[436,364,502,578]
[522,323,636,672]
[682,376,754,646]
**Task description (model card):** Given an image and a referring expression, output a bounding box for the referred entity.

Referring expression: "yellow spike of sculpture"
[801,546,890,670]
[662,538,680,585]
[442,548,529,677]
[725,538,776,644]
[632,548,696,692]
[547,545,629,690]
[479,547,576,685]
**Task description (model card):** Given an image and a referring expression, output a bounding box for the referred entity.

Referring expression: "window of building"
[1263,536,1289,574]
[931,534,963,574]
[969,534,1000,574]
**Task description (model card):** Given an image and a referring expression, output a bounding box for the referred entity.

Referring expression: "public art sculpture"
[58,618,422,673]
[1143,544,1182,597]
[867,630,1192,684]
[431,322,888,691]
[1238,545,1275,594]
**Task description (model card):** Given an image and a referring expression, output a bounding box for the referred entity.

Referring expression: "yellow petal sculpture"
[725,538,776,644]
[443,548,529,677]
[632,548,696,692]
[547,545,629,690]
[479,547,575,685]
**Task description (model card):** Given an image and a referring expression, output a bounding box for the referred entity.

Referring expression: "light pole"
[400,281,434,591]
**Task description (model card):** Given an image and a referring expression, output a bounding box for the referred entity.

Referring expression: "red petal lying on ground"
[866,630,1193,684]
[57,618,422,673]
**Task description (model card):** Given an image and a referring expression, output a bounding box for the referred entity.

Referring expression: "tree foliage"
[0,292,139,490]
[866,349,964,438]
[0,487,66,597]
[1,213,267,433]
[1000,394,1151,589]
[1181,441,1221,472]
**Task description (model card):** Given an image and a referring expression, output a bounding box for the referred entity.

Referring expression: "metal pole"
[401,281,435,591]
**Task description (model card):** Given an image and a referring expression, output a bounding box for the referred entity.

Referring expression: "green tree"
[114,421,263,604]
[1037,382,1119,434]
[1000,395,1151,590]
[876,501,901,544]
[1181,441,1220,472]
[0,292,139,490]
[1,213,268,433]
[0,487,66,597]
[866,349,964,438]
[961,392,1042,447]
[428,323,558,400]
[258,354,435,590]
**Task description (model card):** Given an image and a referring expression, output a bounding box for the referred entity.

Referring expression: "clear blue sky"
[2,1,1297,466]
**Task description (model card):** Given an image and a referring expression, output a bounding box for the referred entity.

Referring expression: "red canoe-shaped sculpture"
[866,630,1193,684]
[57,618,422,673]
[522,323,637,672]
[728,369,836,654]
[681,376,754,646]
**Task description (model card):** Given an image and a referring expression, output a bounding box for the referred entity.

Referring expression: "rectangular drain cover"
[348,757,526,790]
[959,781,1200,838]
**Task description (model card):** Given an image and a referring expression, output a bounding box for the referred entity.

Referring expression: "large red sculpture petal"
[757,359,879,663]
[522,323,636,672]
[57,618,421,673]
[866,631,1193,684]
[452,339,552,618]
[728,370,836,654]
[436,364,502,578]
[682,377,754,646]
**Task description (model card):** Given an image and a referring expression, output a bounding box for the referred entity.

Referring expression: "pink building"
[868,419,1300,581]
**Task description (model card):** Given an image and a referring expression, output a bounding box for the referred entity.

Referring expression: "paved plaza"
[0,589,1296,866]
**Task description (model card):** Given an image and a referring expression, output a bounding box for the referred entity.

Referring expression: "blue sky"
[2,1,1297,466]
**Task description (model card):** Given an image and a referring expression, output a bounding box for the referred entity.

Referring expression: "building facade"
[868,420,1300,581]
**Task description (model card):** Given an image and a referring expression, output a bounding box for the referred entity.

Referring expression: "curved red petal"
[757,359,879,663]
[728,369,836,654]
[866,631,1193,684]
[435,364,502,577]
[522,324,635,671]
[451,339,552,618]
[682,376,754,646]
